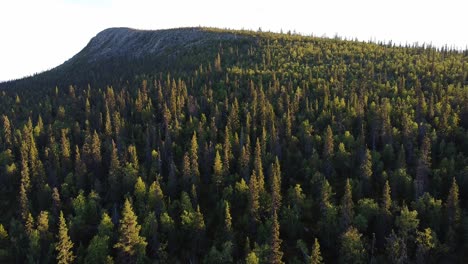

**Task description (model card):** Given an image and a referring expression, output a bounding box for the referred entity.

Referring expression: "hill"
[0,27,467,263]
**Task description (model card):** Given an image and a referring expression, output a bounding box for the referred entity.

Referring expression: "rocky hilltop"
[0,27,247,89]
[74,27,243,63]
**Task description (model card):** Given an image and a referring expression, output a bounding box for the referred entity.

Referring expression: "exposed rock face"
[76,27,242,63]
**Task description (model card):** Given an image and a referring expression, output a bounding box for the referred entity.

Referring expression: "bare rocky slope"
[77,27,242,63]
[0,27,248,89]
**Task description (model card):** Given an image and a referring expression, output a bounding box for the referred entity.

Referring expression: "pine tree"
[213,150,223,193]
[253,138,265,193]
[75,145,87,191]
[360,148,372,197]
[323,125,334,177]
[415,135,431,198]
[148,180,164,214]
[98,212,114,238]
[246,251,259,264]
[223,126,232,176]
[92,130,102,164]
[19,178,30,223]
[214,52,222,72]
[1,115,12,148]
[127,145,139,170]
[182,152,191,188]
[385,230,408,264]
[271,157,282,212]
[339,226,366,264]
[310,238,323,264]
[249,170,260,222]
[382,180,392,214]
[104,104,112,137]
[224,201,233,239]
[269,210,284,264]
[240,144,251,180]
[446,177,460,226]
[114,198,147,264]
[340,178,354,230]
[108,141,120,202]
[61,129,72,172]
[190,132,200,184]
[134,177,147,216]
[446,177,461,249]
[56,211,75,264]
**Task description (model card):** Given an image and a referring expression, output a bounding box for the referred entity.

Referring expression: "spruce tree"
[339,226,366,264]
[213,150,223,193]
[446,177,461,249]
[223,126,232,176]
[271,157,282,212]
[254,138,265,193]
[310,238,323,264]
[323,125,334,177]
[224,201,233,235]
[340,178,354,231]
[249,170,260,222]
[269,210,284,264]
[190,132,200,183]
[359,148,373,197]
[114,199,147,263]
[56,211,75,264]
[382,180,392,214]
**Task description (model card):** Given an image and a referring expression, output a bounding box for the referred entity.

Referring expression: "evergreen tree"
[246,251,259,264]
[445,177,461,249]
[249,170,260,222]
[269,210,284,264]
[385,230,407,264]
[339,226,366,264]
[134,177,147,216]
[223,126,232,176]
[310,238,323,264]
[213,150,223,193]
[114,199,147,263]
[253,138,265,193]
[75,145,88,192]
[271,157,282,212]
[323,125,334,177]
[1,115,12,148]
[382,180,392,214]
[340,178,354,231]
[108,141,120,202]
[148,180,164,214]
[360,148,372,197]
[415,135,431,198]
[190,132,200,184]
[61,129,71,172]
[56,211,75,264]
[224,201,233,236]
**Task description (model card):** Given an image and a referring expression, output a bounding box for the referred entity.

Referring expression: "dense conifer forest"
[0,27,467,263]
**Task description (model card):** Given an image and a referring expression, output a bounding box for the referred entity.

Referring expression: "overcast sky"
[0,0,467,81]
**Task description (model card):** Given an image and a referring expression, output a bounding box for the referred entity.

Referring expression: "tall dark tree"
[415,135,431,198]
[269,210,284,264]
[340,178,354,231]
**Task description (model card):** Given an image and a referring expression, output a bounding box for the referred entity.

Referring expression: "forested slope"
[0,27,467,263]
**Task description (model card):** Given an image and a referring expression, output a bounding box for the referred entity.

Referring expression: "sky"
[0,0,467,81]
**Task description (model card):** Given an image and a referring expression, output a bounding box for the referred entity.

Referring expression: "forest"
[0,28,467,263]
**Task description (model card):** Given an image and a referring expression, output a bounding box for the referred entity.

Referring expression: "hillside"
[0,27,467,263]
[0,27,247,90]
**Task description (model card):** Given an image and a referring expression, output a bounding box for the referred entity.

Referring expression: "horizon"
[1,0,467,81]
